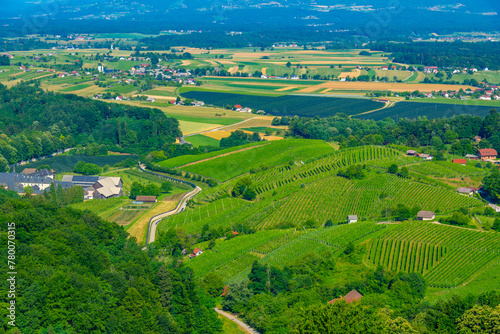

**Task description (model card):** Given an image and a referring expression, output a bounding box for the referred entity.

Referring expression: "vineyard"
[367,222,500,287]
[188,223,386,282]
[408,161,487,178]
[260,172,481,227]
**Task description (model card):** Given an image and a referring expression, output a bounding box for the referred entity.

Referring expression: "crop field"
[367,222,500,287]
[181,90,384,117]
[297,81,475,94]
[355,101,496,120]
[20,154,138,173]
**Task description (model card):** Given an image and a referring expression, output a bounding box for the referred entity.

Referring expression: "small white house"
[348,215,358,223]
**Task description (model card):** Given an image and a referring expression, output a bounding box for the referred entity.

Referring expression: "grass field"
[185,134,220,147]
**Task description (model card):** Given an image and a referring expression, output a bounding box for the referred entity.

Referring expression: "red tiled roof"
[453,159,467,164]
[234,105,242,109]
[328,290,363,304]
[193,248,201,254]
[478,149,498,156]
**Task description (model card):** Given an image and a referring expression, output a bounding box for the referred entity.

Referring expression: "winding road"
[138,163,201,245]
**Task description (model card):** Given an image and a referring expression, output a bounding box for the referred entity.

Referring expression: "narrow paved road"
[146,185,201,244]
[214,308,260,334]
[138,163,201,245]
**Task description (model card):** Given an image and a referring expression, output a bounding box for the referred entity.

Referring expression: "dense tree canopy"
[0,190,221,333]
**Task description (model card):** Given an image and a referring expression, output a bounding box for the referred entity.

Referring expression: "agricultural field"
[185,134,221,147]
[355,101,496,120]
[181,90,384,117]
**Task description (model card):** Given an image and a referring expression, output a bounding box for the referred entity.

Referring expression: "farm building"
[328,290,363,304]
[417,211,435,221]
[62,175,123,199]
[135,196,157,203]
[189,248,203,259]
[406,150,418,156]
[146,97,155,103]
[465,154,479,160]
[419,153,433,161]
[457,187,474,196]
[379,98,390,103]
[453,159,467,165]
[478,149,498,161]
[348,215,358,223]
[0,172,74,195]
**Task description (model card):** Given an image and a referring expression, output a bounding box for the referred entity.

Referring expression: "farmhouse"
[135,196,157,203]
[328,290,363,304]
[146,97,155,103]
[417,211,435,221]
[477,149,497,161]
[406,150,418,156]
[419,153,433,161]
[189,248,203,259]
[22,168,56,179]
[379,98,390,103]
[348,215,358,223]
[62,175,123,199]
[452,159,467,165]
[234,104,243,110]
[457,187,474,196]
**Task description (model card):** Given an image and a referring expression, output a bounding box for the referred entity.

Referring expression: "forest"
[370,41,500,70]
[0,83,181,171]
[0,188,222,333]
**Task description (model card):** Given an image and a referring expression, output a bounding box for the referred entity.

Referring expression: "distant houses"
[418,153,433,161]
[0,171,73,195]
[417,211,435,221]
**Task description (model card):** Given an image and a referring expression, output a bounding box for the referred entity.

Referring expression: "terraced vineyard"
[261,173,481,227]
[367,222,500,287]
[251,145,401,194]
